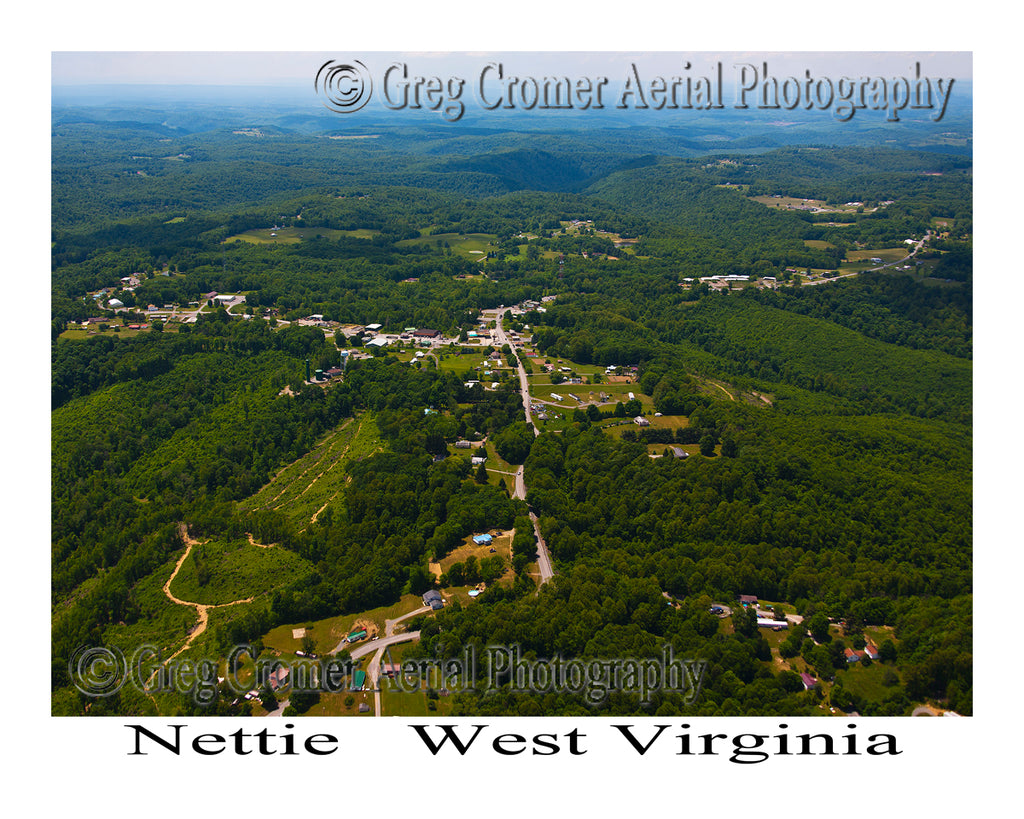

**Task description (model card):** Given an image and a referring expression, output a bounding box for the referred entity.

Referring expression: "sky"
[52,50,973,87]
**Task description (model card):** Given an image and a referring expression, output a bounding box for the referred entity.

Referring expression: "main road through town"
[493,308,554,585]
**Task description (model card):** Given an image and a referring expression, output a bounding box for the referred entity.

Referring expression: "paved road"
[492,309,540,434]
[343,606,431,716]
[331,628,422,659]
[801,230,932,287]
[529,511,554,583]
[494,309,554,585]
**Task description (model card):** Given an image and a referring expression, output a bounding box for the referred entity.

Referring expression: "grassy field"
[749,195,865,213]
[435,350,493,373]
[843,247,910,267]
[168,537,314,606]
[238,414,383,531]
[225,227,377,244]
[396,231,497,259]
[262,594,427,656]
[835,660,903,706]
[59,325,154,341]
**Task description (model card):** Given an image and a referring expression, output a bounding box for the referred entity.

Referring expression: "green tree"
[808,612,831,643]
[259,684,277,712]
[879,639,898,663]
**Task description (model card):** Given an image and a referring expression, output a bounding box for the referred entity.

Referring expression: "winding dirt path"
[156,525,258,668]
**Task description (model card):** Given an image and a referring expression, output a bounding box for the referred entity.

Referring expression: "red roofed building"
[800,672,819,690]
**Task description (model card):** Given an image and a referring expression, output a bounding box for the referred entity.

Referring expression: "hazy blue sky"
[52,51,971,86]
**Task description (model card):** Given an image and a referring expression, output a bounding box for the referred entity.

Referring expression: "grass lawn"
[439,529,514,576]
[262,594,427,656]
[436,350,491,373]
[302,690,375,716]
[482,439,517,478]
[863,625,897,647]
[760,625,793,670]
[379,642,459,716]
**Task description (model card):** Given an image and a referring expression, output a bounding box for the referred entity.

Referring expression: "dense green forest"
[51,108,971,718]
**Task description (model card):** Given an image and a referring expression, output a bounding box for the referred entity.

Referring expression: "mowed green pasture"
[226,227,377,244]
[750,195,832,210]
[168,537,314,606]
[435,351,493,373]
[238,414,382,530]
[845,247,910,264]
[396,231,497,259]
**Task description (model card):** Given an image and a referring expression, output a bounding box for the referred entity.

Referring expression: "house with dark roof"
[738,594,758,606]
[422,589,444,610]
